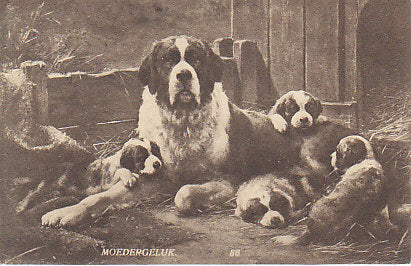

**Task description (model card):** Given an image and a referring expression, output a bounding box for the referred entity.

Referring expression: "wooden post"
[214,37,242,105]
[234,40,276,109]
[234,40,258,106]
[20,61,48,124]
[213,37,234,58]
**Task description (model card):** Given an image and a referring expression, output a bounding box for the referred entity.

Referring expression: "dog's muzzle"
[291,111,313,130]
[169,61,200,107]
[140,155,162,175]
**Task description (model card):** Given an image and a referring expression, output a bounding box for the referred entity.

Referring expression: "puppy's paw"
[316,115,328,124]
[269,114,288,133]
[259,210,286,228]
[115,168,138,187]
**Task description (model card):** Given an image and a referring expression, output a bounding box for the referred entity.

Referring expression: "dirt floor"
[4,204,407,264]
[139,208,339,264]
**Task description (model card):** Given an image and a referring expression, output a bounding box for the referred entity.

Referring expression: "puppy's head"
[138,35,223,111]
[271,90,323,131]
[120,138,162,175]
[331,135,375,174]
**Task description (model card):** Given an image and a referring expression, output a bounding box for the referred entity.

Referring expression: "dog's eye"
[286,103,299,114]
[161,51,180,65]
[185,50,202,66]
[136,154,148,162]
[305,102,316,113]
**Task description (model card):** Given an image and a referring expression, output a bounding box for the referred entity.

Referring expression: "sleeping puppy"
[269,90,328,133]
[235,173,313,228]
[41,138,162,227]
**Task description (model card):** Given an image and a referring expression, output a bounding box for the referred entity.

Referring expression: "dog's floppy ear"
[150,141,162,161]
[313,98,323,119]
[120,148,136,171]
[205,43,223,83]
[138,42,160,93]
[138,54,152,87]
[273,97,286,118]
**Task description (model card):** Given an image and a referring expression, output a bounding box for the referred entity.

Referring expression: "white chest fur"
[137,83,230,175]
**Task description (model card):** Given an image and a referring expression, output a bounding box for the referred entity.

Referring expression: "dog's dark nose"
[153,161,161,169]
[300,117,309,123]
[176,70,192,83]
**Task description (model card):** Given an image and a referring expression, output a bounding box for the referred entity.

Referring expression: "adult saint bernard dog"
[136,35,300,214]
[41,35,356,226]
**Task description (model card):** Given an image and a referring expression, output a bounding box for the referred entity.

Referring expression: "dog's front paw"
[269,114,288,133]
[316,115,328,124]
[115,168,139,187]
[41,205,87,227]
[260,210,286,228]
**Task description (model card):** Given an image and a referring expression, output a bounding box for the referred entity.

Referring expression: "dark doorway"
[357,0,410,129]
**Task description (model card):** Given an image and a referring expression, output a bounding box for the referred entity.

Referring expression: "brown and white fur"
[269,90,328,133]
[234,128,364,230]
[41,36,358,226]
[136,35,301,215]
[41,138,162,227]
[306,135,386,242]
[273,135,386,244]
[235,173,312,228]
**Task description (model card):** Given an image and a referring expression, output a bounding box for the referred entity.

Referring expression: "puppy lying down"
[41,138,163,227]
[236,135,387,243]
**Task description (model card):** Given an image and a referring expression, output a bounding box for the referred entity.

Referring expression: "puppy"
[41,137,163,227]
[306,135,386,242]
[269,90,328,133]
[235,173,315,228]
[84,137,162,194]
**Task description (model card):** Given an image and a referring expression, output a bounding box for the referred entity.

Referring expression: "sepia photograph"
[0,0,409,264]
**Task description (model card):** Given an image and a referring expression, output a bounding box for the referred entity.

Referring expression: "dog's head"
[120,138,162,175]
[271,90,323,131]
[138,35,223,111]
[331,135,375,174]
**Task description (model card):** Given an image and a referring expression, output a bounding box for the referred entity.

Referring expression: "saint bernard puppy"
[235,173,314,228]
[41,138,163,227]
[306,135,386,242]
[268,90,328,133]
[271,135,386,244]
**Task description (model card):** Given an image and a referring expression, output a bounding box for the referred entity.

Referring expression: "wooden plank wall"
[305,0,339,101]
[269,0,304,96]
[233,0,362,104]
[232,0,269,59]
